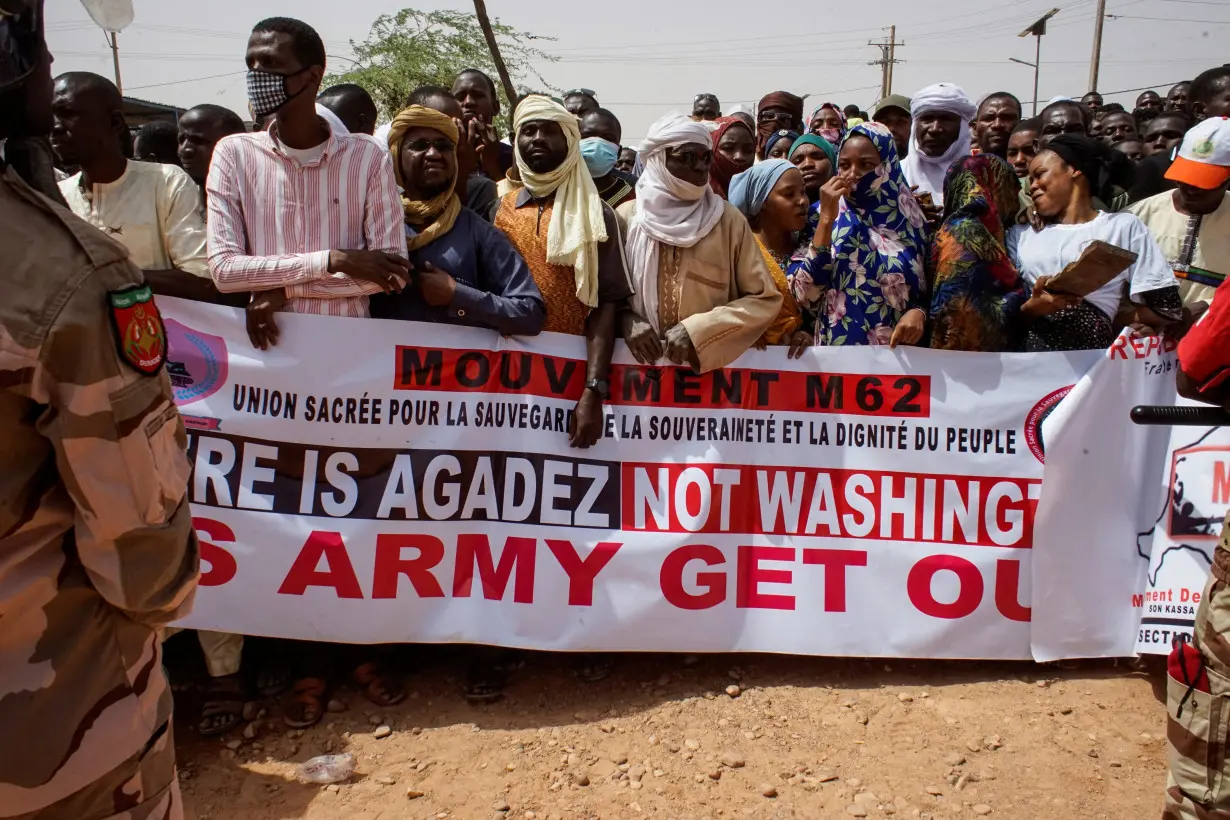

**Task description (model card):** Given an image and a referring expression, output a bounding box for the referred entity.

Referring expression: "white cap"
[1166,116,1230,189]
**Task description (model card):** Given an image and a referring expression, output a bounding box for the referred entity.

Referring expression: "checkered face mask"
[246,68,308,117]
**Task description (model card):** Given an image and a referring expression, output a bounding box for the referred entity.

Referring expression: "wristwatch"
[585,378,610,399]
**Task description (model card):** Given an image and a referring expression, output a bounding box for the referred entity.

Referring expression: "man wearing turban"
[370,104,544,336]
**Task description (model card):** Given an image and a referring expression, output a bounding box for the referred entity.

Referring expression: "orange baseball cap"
[1165,116,1230,189]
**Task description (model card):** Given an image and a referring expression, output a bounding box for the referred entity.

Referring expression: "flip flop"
[283,677,328,729]
[351,660,406,707]
[575,653,615,684]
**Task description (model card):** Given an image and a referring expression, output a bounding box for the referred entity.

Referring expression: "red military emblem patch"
[109,284,167,376]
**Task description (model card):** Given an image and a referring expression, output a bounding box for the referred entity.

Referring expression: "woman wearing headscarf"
[764,129,800,160]
[756,91,804,160]
[901,83,977,208]
[927,155,1028,352]
[709,116,756,199]
[729,160,811,357]
[789,133,839,249]
[1007,133,1181,351]
[619,112,782,373]
[808,102,847,147]
[790,134,838,204]
[788,122,929,347]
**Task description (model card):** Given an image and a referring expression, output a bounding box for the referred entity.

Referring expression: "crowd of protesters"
[38,14,1230,735]
[7,6,1230,816]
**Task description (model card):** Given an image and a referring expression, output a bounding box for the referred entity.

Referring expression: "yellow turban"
[387,105,462,251]
[513,95,608,309]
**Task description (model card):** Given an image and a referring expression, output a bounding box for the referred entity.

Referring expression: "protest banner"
[1132,402,1230,655]
[1030,331,1180,661]
[164,299,1159,660]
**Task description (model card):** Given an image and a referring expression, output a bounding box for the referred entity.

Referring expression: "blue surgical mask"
[580,137,620,177]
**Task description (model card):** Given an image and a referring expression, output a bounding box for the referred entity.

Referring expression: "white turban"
[627,112,726,334]
[513,95,608,308]
[901,83,976,207]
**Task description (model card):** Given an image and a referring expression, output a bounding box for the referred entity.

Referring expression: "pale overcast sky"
[48,0,1226,142]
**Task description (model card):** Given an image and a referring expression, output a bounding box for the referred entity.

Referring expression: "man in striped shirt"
[206,16,409,349]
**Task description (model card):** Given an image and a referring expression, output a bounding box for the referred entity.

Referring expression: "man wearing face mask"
[901,83,976,209]
[207,16,409,351]
[579,107,636,209]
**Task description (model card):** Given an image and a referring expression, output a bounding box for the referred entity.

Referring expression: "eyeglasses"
[666,146,713,169]
[405,138,455,154]
[758,110,795,124]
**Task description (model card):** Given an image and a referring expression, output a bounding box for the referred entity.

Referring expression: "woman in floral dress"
[788,122,929,346]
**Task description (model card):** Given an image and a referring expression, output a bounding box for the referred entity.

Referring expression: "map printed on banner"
[163,299,1132,659]
[1135,406,1230,655]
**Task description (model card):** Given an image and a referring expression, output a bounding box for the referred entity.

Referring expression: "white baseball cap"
[1166,116,1230,189]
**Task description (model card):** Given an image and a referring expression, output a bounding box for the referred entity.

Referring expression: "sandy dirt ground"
[174,651,1170,820]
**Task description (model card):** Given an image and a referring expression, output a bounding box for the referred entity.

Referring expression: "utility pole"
[1089,0,1107,92]
[868,27,905,99]
[110,31,122,95]
[887,25,897,94]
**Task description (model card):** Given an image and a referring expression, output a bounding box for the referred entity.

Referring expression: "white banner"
[162,299,1161,659]
[1134,401,1230,655]
[1030,332,1180,661]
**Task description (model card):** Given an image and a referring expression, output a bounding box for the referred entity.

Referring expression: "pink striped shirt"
[205,125,407,317]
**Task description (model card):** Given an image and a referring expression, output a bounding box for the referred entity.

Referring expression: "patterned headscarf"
[708,116,754,199]
[808,102,847,146]
[927,155,1026,352]
[387,105,462,251]
[513,95,608,308]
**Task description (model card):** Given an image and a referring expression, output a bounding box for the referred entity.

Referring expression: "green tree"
[324,8,557,126]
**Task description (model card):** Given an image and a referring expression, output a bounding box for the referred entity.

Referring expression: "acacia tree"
[324,8,557,126]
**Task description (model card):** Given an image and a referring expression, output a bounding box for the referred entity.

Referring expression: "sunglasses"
[758,110,795,124]
[405,138,455,154]
[564,88,597,98]
[666,146,713,168]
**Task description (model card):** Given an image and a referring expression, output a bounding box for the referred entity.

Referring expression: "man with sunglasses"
[563,88,600,118]
[1,1,199,816]
[692,93,721,122]
[618,112,781,374]
[206,16,409,350]
[369,104,544,334]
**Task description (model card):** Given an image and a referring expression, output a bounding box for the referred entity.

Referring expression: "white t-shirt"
[276,139,327,167]
[1006,211,1178,319]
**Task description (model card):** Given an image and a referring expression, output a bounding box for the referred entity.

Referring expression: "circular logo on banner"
[1024,385,1073,463]
[164,317,228,406]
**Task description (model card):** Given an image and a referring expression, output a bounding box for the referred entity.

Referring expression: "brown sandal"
[199,673,247,736]
[283,677,328,729]
[351,661,406,707]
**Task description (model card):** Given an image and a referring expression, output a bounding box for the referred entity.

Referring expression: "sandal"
[464,660,509,703]
[283,677,328,729]
[351,661,406,707]
[199,673,247,737]
[575,653,615,684]
[256,663,291,697]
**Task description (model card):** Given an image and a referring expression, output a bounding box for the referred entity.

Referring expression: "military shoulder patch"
[109,284,167,376]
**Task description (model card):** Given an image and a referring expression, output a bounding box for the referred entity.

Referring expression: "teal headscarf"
[729,159,794,218]
[789,133,837,169]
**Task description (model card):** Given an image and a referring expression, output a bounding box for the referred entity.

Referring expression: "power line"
[126,71,246,91]
[1107,13,1230,21]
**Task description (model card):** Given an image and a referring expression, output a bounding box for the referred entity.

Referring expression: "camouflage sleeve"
[32,259,200,626]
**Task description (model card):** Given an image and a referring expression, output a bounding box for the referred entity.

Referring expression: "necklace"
[767,248,791,272]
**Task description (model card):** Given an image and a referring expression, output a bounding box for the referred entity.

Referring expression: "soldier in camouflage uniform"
[0,2,200,818]
[1167,188,1230,818]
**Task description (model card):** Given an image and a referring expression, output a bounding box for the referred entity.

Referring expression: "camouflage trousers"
[10,721,181,820]
[1163,576,1230,819]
